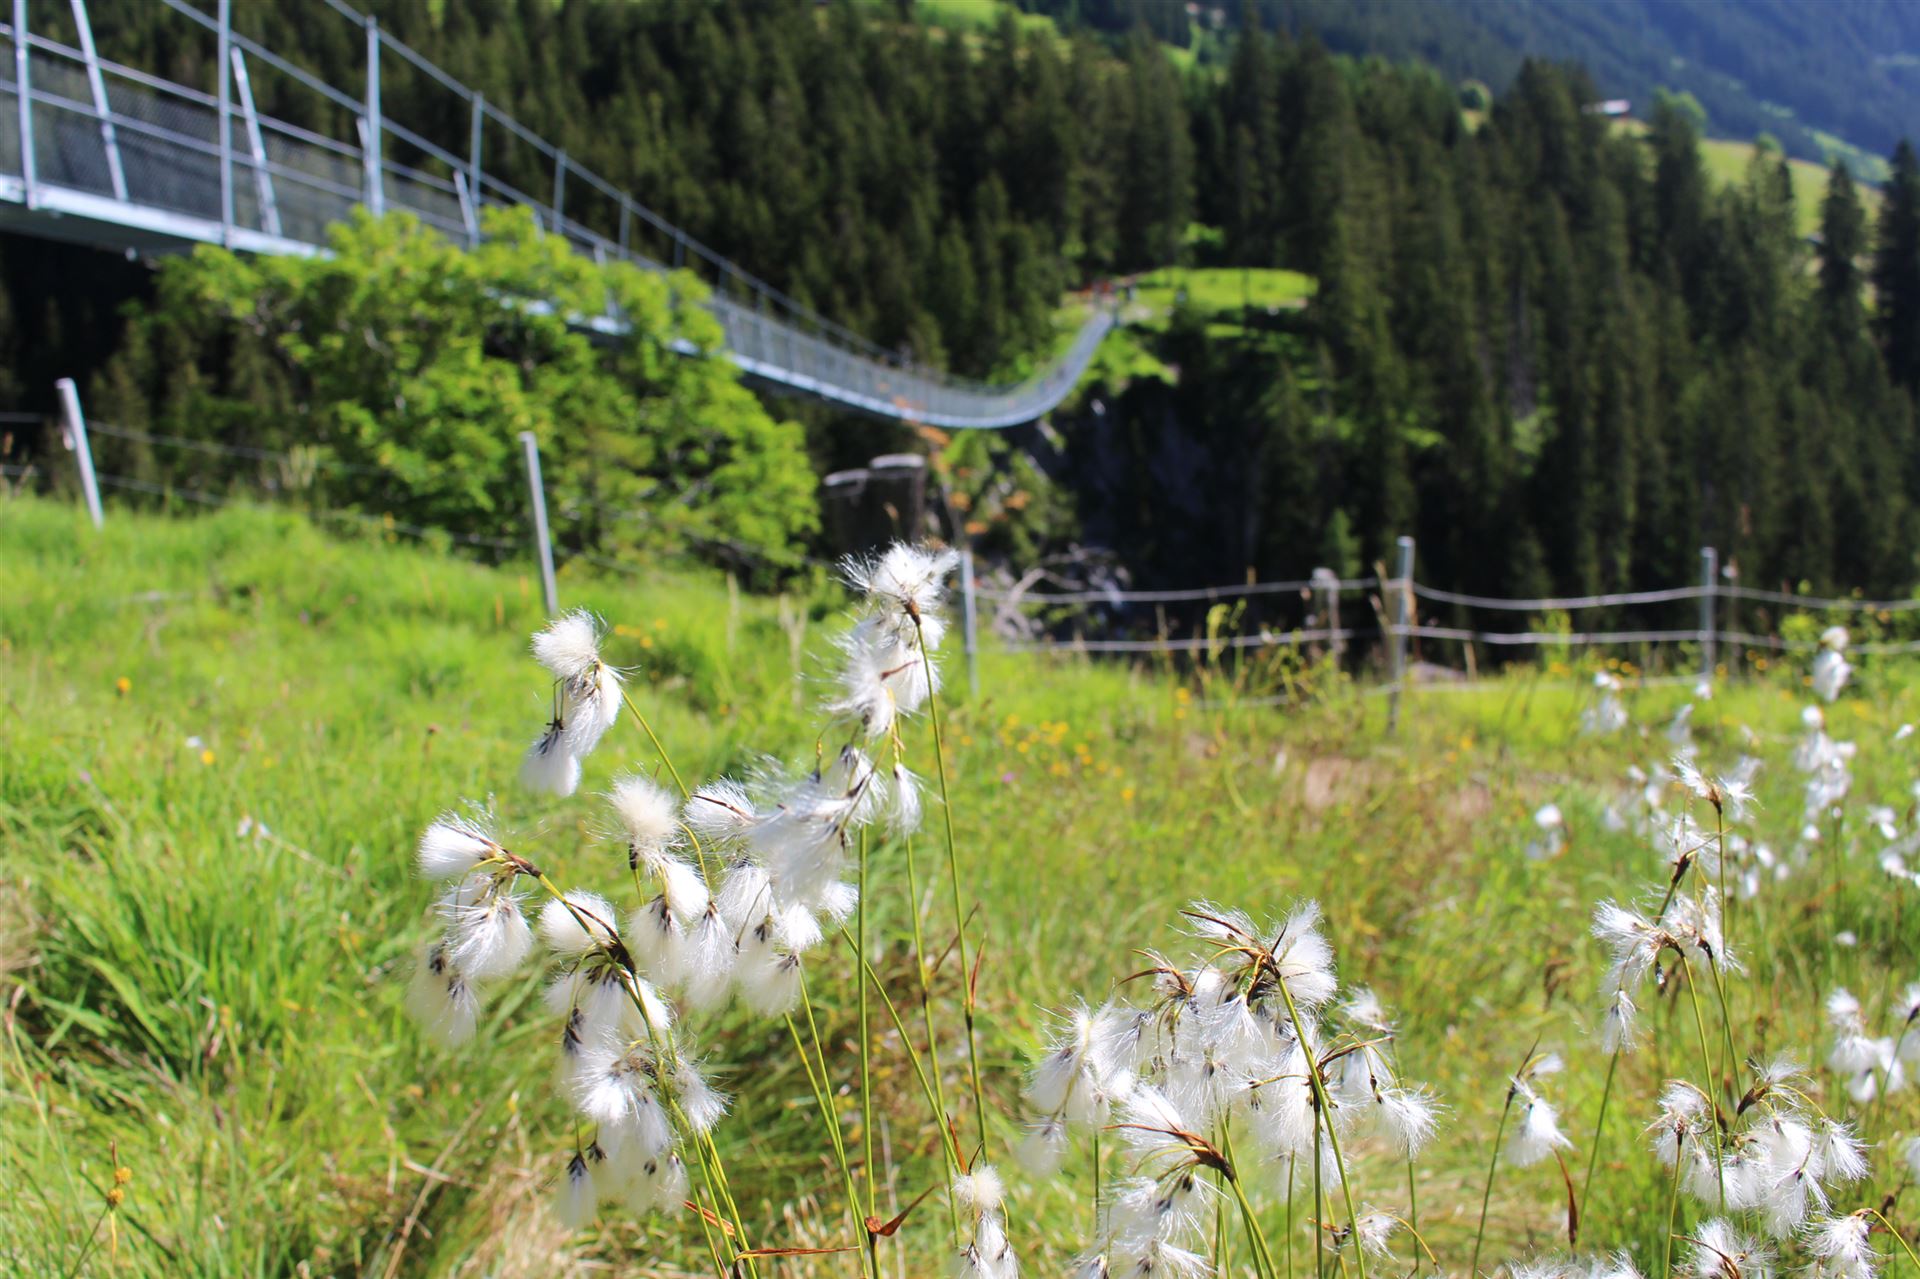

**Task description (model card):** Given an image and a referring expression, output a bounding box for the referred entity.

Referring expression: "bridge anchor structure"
[0,0,1111,429]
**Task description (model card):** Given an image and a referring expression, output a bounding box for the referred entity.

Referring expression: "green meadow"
[3,497,1917,1276]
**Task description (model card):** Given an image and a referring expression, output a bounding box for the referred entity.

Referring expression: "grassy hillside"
[4,498,1918,1276]
[1697,137,1880,239]
[1613,121,1883,239]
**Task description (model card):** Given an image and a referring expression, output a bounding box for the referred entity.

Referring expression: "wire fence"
[11,383,1920,716]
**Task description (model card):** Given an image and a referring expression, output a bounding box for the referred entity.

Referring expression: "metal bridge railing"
[0,0,1111,429]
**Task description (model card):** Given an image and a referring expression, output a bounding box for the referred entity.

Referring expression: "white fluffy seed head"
[1016,1118,1070,1177]
[1814,1119,1869,1184]
[609,775,680,865]
[684,778,756,843]
[843,543,959,620]
[953,1164,1006,1213]
[1377,1086,1441,1159]
[532,610,604,682]
[1354,1210,1399,1258]
[559,663,623,759]
[671,1055,730,1134]
[554,1148,599,1229]
[521,725,582,797]
[538,891,619,956]
[716,860,773,932]
[736,941,804,1016]
[1806,1213,1875,1274]
[1826,989,1865,1032]
[887,763,924,836]
[439,876,533,981]
[1507,1093,1571,1168]
[1688,1218,1770,1279]
[658,858,711,921]
[417,810,503,879]
[1600,988,1640,1054]
[406,942,480,1044]
[678,908,738,1010]
[1271,901,1337,1010]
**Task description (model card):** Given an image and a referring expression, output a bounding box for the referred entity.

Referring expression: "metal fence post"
[14,0,34,207]
[1313,565,1342,661]
[56,377,102,529]
[362,16,382,216]
[961,544,980,699]
[519,431,559,616]
[552,149,566,227]
[1699,545,1718,692]
[1387,536,1415,733]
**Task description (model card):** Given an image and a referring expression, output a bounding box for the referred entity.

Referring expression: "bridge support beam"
[70,0,126,203]
[231,48,279,237]
[216,0,232,239]
[362,16,382,216]
[14,0,34,207]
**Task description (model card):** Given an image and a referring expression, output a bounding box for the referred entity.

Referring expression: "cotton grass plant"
[401,543,999,1277]
[390,543,1920,1277]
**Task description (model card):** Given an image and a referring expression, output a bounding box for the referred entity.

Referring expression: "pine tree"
[1872,140,1920,396]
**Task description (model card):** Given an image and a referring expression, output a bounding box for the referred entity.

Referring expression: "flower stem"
[1406,1158,1420,1239]
[1662,1142,1684,1279]
[837,926,962,1240]
[1469,1081,1519,1279]
[1278,981,1368,1279]
[1865,1209,1920,1276]
[856,827,879,1279]
[620,688,687,798]
[1703,952,1741,1106]
[1092,1131,1103,1240]
[1285,1154,1295,1279]
[1313,1122,1326,1279]
[892,732,961,1237]
[785,1013,870,1276]
[912,611,989,1156]
[1580,1048,1621,1224]
[1222,1125,1279,1279]
[1681,959,1727,1213]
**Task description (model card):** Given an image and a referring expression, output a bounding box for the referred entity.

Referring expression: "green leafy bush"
[91,207,818,567]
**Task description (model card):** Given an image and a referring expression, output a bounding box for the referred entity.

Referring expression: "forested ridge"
[5,0,1920,604]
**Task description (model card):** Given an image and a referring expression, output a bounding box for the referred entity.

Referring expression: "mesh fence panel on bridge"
[0,9,1112,429]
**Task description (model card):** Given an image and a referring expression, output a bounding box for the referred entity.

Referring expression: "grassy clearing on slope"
[1127,266,1318,335]
[4,498,1918,1276]
[1695,137,1871,239]
[1613,120,1881,239]
[858,0,1061,45]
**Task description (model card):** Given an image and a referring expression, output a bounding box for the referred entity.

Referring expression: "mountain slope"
[1024,0,1920,177]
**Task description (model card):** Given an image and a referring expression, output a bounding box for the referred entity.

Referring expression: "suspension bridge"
[0,0,1112,429]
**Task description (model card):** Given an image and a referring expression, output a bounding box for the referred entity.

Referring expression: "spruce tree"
[1817,160,1867,340]
[1872,140,1920,396]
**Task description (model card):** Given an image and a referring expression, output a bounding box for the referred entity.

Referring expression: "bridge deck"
[0,5,1109,429]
